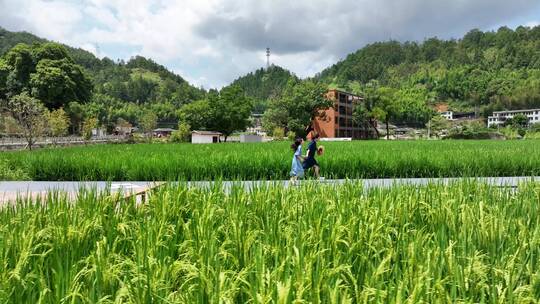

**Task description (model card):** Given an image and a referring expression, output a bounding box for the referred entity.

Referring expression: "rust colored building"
[311,89,370,139]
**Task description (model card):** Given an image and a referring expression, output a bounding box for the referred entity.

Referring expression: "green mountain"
[0,27,204,106]
[3,24,540,126]
[317,26,540,114]
[0,27,207,130]
[230,65,298,113]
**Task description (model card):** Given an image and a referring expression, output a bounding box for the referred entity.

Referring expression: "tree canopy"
[263,80,332,137]
[0,42,92,108]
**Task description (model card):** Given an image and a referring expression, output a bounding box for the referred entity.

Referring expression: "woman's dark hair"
[291,137,303,152]
[311,132,320,139]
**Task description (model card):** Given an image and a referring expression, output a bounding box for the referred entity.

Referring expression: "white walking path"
[1,176,539,206]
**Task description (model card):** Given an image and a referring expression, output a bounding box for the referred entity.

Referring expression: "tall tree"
[65,101,85,134]
[82,117,98,141]
[6,92,48,150]
[207,85,253,142]
[263,80,332,137]
[30,58,92,108]
[371,86,399,139]
[3,43,34,95]
[47,108,70,138]
[139,110,158,138]
[1,42,92,108]
[177,99,211,131]
[0,58,9,99]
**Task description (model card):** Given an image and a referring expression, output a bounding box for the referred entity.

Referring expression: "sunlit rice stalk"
[1,181,540,302]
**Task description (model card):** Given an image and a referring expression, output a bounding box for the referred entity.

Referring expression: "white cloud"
[1,0,539,88]
[0,0,82,41]
[526,21,539,27]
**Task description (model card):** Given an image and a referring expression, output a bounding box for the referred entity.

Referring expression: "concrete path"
[1,177,538,206]
[184,176,540,192]
[0,181,162,206]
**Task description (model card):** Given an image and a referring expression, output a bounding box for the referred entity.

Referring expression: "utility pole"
[266,47,270,70]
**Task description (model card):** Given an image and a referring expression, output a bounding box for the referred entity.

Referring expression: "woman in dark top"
[303,132,320,178]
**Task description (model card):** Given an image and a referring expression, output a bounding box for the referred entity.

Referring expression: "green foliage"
[29,58,92,108]
[319,26,540,125]
[47,108,69,137]
[272,127,285,139]
[81,117,98,140]
[525,131,540,139]
[3,43,34,95]
[138,110,158,135]
[7,92,48,149]
[207,85,253,141]
[170,122,191,143]
[427,115,450,138]
[0,26,47,55]
[65,101,85,134]
[0,114,22,135]
[264,80,331,137]
[0,58,9,97]
[231,65,298,112]
[176,99,211,130]
[1,42,92,107]
[500,126,520,139]
[504,114,529,128]
[2,140,540,181]
[0,159,29,180]
[286,131,296,141]
[0,28,205,133]
[447,121,499,139]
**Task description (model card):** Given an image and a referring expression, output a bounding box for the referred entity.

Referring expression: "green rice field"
[1,140,540,181]
[1,181,540,303]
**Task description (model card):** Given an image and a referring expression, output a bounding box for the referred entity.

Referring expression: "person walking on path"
[303,132,321,179]
[290,137,305,183]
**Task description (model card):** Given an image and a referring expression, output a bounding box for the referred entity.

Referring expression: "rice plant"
[1,140,540,181]
[1,181,540,303]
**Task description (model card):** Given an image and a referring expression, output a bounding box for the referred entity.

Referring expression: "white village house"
[191,131,222,144]
[487,109,540,127]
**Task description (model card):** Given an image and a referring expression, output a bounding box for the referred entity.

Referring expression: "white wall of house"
[92,128,107,137]
[240,134,263,143]
[440,111,454,120]
[192,134,219,144]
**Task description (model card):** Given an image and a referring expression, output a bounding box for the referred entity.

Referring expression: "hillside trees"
[318,25,540,124]
[30,58,92,108]
[0,43,92,107]
[0,30,206,135]
[230,66,298,113]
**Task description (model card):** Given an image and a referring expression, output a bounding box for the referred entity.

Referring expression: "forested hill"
[230,65,298,113]
[0,27,205,105]
[0,27,206,130]
[317,26,540,114]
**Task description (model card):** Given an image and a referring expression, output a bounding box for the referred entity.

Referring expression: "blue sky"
[1,0,539,88]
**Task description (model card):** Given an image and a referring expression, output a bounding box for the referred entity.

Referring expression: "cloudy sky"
[1,0,539,88]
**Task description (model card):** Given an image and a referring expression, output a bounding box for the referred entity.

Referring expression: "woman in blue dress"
[290,137,305,183]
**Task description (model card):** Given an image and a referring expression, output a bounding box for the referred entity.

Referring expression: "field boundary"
[1,177,538,205]
[0,135,127,151]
